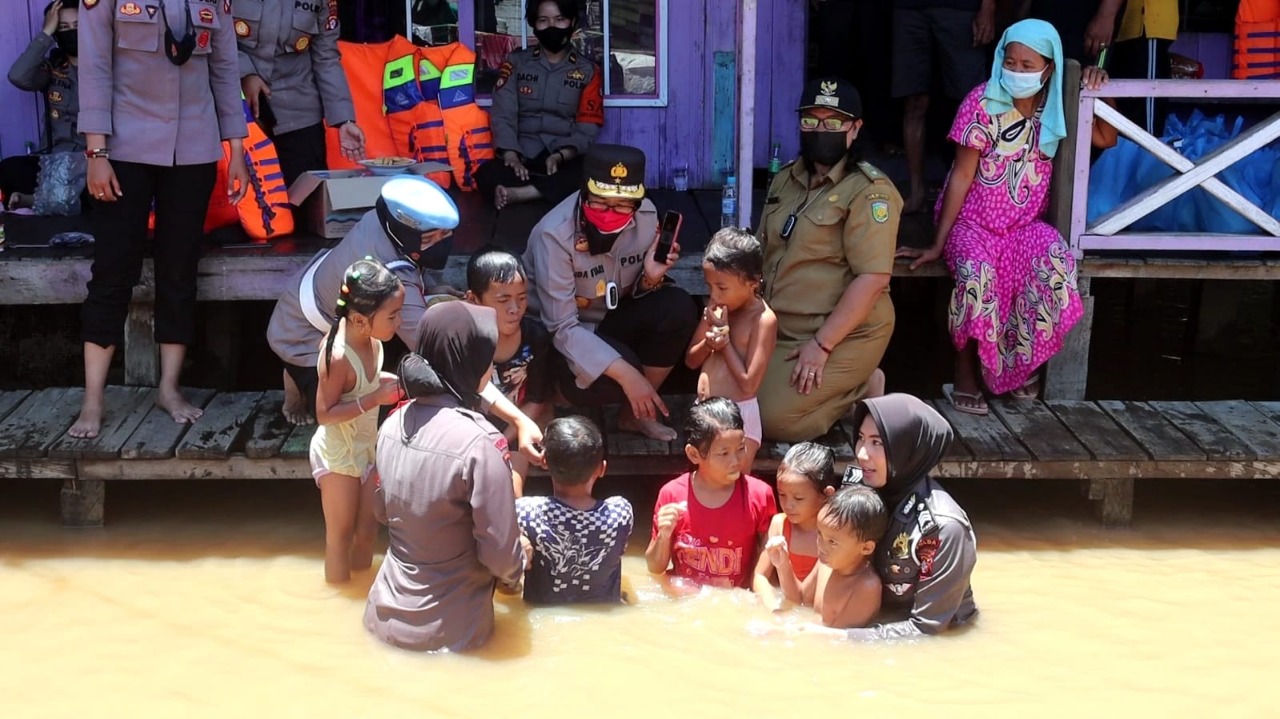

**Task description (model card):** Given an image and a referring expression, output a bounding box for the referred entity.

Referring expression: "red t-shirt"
[651,472,776,589]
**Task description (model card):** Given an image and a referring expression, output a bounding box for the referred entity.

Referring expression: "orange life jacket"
[325,37,493,191]
[1234,0,1280,79]
[201,104,294,241]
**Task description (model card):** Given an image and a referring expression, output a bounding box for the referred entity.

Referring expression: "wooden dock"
[5,386,1280,528]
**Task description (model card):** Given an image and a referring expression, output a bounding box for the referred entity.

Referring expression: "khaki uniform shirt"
[524,192,660,387]
[79,0,247,166]
[490,47,604,159]
[8,33,84,154]
[233,0,356,134]
[759,157,900,340]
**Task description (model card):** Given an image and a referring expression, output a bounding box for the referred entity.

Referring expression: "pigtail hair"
[322,258,403,372]
[322,271,355,372]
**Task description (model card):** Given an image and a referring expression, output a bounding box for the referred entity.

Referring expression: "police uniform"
[756,80,901,443]
[267,176,456,408]
[523,144,697,405]
[232,0,356,186]
[1,31,84,199]
[475,46,604,206]
[78,0,248,350]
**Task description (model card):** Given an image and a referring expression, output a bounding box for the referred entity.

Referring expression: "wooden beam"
[1082,79,1280,99]
[124,303,157,387]
[60,478,105,527]
[736,0,758,226]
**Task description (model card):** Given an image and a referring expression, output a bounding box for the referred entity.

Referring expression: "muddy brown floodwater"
[2,475,1278,717]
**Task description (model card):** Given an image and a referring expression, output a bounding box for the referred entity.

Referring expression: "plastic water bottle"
[720,175,738,228]
[767,143,782,185]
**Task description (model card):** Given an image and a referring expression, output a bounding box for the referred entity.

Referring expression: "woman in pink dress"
[897,19,1109,415]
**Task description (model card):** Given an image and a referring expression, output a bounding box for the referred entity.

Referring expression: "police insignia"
[916,537,941,579]
[519,86,532,95]
[197,30,210,49]
[49,91,62,103]
[575,296,590,309]
[325,15,337,31]
[871,200,889,224]
[198,7,214,23]
[84,0,100,8]
[595,279,606,297]
[494,436,511,465]
[50,109,60,119]
[146,4,158,17]
[234,19,249,37]
[294,35,310,52]
[567,69,585,82]
[120,2,142,15]
[891,532,910,559]
[224,0,232,12]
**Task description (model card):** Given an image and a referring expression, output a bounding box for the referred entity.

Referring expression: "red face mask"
[582,204,633,234]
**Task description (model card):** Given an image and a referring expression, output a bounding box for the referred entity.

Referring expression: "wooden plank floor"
[3,388,1280,481]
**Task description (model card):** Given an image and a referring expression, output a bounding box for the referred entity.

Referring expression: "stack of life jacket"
[324,36,494,191]
[1234,0,1280,79]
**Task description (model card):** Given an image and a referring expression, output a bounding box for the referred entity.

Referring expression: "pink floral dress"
[940,83,1082,396]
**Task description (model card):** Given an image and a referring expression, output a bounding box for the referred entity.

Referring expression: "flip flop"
[943,383,989,417]
[1010,377,1040,401]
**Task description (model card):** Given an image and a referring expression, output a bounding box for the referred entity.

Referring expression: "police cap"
[796,77,862,119]
[583,143,645,201]
[379,175,460,232]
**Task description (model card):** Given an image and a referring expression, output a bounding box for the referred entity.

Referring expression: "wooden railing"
[1070,79,1280,253]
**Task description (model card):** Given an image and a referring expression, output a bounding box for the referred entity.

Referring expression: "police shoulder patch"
[870,200,890,224]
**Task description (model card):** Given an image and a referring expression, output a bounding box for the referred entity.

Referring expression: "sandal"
[943,383,988,417]
[1010,376,1040,401]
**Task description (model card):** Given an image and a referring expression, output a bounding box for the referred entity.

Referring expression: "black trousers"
[0,154,40,198]
[1110,38,1174,134]
[268,122,328,189]
[474,151,584,206]
[81,160,217,348]
[554,285,699,406]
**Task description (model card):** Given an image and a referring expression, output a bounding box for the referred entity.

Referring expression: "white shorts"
[737,397,762,445]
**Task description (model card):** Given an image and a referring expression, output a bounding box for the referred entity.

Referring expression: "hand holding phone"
[655,210,682,264]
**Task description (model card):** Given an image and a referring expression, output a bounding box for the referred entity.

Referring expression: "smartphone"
[655,210,682,264]
[256,94,278,134]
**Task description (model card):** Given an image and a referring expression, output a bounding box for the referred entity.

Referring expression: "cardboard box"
[288,164,452,239]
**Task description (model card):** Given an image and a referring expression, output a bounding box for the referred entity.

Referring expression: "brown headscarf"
[399,301,498,411]
[850,394,954,510]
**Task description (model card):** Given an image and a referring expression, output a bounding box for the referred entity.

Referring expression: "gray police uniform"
[232,0,355,184]
[475,47,604,205]
[77,0,249,349]
[2,32,84,200]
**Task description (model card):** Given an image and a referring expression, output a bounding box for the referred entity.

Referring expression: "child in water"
[685,228,777,472]
[516,416,634,604]
[311,258,405,584]
[811,485,886,629]
[465,248,554,496]
[646,397,776,590]
[752,442,841,610]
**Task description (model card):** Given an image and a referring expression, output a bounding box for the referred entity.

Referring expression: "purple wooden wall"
[0,2,47,157]
[1171,32,1234,80]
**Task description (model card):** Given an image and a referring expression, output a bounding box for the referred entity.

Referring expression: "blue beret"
[380,176,460,232]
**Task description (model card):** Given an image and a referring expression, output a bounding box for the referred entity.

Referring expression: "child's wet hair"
[685,397,744,455]
[779,442,839,493]
[821,486,888,543]
[323,258,401,371]
[543,416,605,486]
[466,247,528,296]
[703,227,763,287]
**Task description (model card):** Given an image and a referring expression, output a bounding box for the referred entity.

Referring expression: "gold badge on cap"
[817,79,839,107]
[610,162,628,180]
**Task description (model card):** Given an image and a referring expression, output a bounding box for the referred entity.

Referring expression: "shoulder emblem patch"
[870,200,890,224]
[494,435,512,465]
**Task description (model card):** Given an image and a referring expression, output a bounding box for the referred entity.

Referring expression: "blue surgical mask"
[1000,68,1046,99]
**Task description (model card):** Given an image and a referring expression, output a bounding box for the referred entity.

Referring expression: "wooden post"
[1043,277,1094,401]
[736,0,758,227]
[60,477,105,527]
[712,51,737,185]
[124,302,158,386]
[1092,477,1134,528]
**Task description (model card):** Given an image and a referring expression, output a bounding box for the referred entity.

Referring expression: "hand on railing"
[1082,66,1110,92]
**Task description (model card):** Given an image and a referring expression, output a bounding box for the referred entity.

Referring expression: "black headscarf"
[850,394,953,510]
[399,301,498,412]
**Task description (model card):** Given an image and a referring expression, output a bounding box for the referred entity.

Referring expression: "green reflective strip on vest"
[384,55,415,89]
[418,59,442,81]
[439,63,474,89]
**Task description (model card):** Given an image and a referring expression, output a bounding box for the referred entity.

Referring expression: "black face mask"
[534,26,573,54]
[376,197,454,271]
[53,29,77,57]
[799,131,850,167]
[161,0,196,66]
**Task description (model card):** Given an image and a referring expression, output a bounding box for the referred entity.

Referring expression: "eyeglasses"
[584,198,638,215]
[800,116,853,132]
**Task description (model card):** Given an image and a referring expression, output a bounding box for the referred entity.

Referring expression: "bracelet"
[813,337,833,354]
[355,396,366,413]
[84,148,110,159]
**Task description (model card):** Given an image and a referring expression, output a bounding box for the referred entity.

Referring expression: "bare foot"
[281,369,314,425]
[618,412,678,442]
[494,185,510,210]
[157,386,204,424]
[68,400,103,439]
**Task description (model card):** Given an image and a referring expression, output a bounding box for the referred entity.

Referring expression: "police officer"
[756,77,898,443]
[70,0,250,440]
[234,0,365,186]
[2,0,84,208]
[523,144,698,442]
[266,177,545,460]
[476,0,604,210]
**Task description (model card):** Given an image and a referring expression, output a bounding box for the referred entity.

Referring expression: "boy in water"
[516,416,634,604]
[685,228,777,471]
[810,485,886,629]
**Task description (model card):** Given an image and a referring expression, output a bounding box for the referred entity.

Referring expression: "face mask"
[53,29,77,57]
[161,0,196,66]
[376,198,453,271]
[799,131,849,167]
[579,203,633,255]
[416,234,453,271]
[533,26,573,53]
[1001,68,1047,99]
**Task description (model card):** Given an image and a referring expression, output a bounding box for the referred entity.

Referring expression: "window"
[464,0,668,106]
